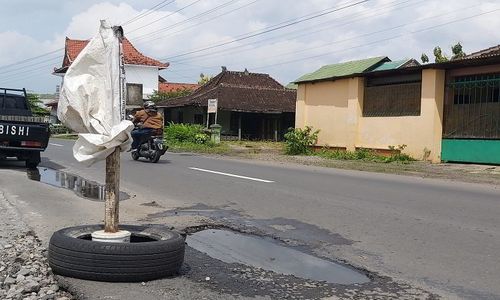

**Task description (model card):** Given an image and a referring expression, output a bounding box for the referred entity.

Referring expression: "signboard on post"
[207,98,218,113]
[207,98,218,127]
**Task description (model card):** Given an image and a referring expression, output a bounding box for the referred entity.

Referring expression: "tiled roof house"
[158,68,296,113]
[157,68,296,141]
[53,37,169,104]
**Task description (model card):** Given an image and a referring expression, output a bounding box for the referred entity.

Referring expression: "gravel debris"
[0,191,74,300]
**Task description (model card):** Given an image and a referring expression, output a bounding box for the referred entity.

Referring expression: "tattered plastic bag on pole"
[57,20,133,166]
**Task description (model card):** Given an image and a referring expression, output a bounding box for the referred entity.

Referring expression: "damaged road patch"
[187,229,369,284]
[145,204,440,299]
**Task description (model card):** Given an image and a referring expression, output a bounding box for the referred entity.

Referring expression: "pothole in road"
[187,229,370,285]
[27,167,129,201]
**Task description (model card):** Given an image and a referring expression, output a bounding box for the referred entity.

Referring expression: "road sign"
[207,99,218,113]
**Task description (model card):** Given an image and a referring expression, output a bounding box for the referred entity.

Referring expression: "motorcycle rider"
[129,101,164,152]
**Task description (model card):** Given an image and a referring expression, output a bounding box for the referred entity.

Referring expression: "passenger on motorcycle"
[129,101,164,151]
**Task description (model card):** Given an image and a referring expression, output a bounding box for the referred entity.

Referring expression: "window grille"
[363,74,422,117]
[444,73,500,139]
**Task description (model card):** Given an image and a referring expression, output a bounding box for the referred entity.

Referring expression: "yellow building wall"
[296,69,446,162]
[298,80,350,147]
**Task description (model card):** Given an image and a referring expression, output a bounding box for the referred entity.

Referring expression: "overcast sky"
[1,0,499,93]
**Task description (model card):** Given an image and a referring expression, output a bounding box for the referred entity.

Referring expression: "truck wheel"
[26,152,41,169]
[48,224,185,282]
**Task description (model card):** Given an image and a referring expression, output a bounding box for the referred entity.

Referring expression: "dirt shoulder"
[181,142,500,186]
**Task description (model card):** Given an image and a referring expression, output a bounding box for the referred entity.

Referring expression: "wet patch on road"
[145,203,352,250]
[187,229,369,285]
[27,167,129,201]
[180,244,438,300]
[146,204,440,299]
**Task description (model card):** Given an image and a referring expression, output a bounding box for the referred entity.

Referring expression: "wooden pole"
[104,26,124,233]
[238,113,242,141]
[104,147,120,232]
[274,118,278,142]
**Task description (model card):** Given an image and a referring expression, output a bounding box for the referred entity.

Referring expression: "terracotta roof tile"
[55,37,168,73]
[158,82,199,93]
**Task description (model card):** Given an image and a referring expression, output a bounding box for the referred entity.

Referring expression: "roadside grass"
[51,134,78,140]
[229,140,284,150]
[225,140,285,155]
[166,141,230,154]
[314,148,415,164]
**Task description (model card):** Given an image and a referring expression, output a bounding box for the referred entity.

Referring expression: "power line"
[130,0,242,41]
[168,0,420,65]
[133,0,261,45]
[0,61,60,85]
[126,0,204,35]
[0,60,60,79]
[0,48,63,71]
[239,2,483,67]
[164,6,500,83]
[0,55,62,77]
[160,0,370,61]
[121,0,176,26]
[250,8,500,71]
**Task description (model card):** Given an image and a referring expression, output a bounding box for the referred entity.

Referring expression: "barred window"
[363,74,422,117]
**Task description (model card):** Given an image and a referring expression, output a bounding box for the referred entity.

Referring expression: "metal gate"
[442,73,500,164]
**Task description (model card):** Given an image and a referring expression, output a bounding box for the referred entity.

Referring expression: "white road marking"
[189,167,274,183]
[49,143,64,147]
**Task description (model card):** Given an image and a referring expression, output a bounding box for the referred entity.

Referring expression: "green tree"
[451,42,466,60]
[420,53,429,63]
[421,42,466,63]
[198,73,213,85]
[149,88,192,103]
[26,93,49,116]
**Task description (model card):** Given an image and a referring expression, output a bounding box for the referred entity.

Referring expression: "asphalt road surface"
[1,138,499,299]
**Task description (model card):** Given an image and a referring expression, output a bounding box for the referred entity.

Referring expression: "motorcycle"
[129,116,168,163]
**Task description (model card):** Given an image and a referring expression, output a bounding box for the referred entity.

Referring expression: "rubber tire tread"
[26,152,41,168]
[131,151,139,161]
[49,244,184,262]
[48,225,185,282]
[49,248,184,267]
[50,257,183,273]
[151,151,161,163]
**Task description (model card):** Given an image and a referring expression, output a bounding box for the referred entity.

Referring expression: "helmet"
[143,100,157,111]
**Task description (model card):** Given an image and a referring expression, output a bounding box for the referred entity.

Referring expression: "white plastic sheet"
[58,20,133,166]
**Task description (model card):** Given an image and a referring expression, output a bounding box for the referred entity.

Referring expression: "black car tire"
[25,152,40,169]
[48,224,185,282]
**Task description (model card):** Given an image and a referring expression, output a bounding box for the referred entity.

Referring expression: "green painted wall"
[442,139,500,164]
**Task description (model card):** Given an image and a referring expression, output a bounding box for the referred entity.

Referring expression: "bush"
[283,126,319,155]
[194,133,209,144]
[50,124,72,135]
[164,123,208,144]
